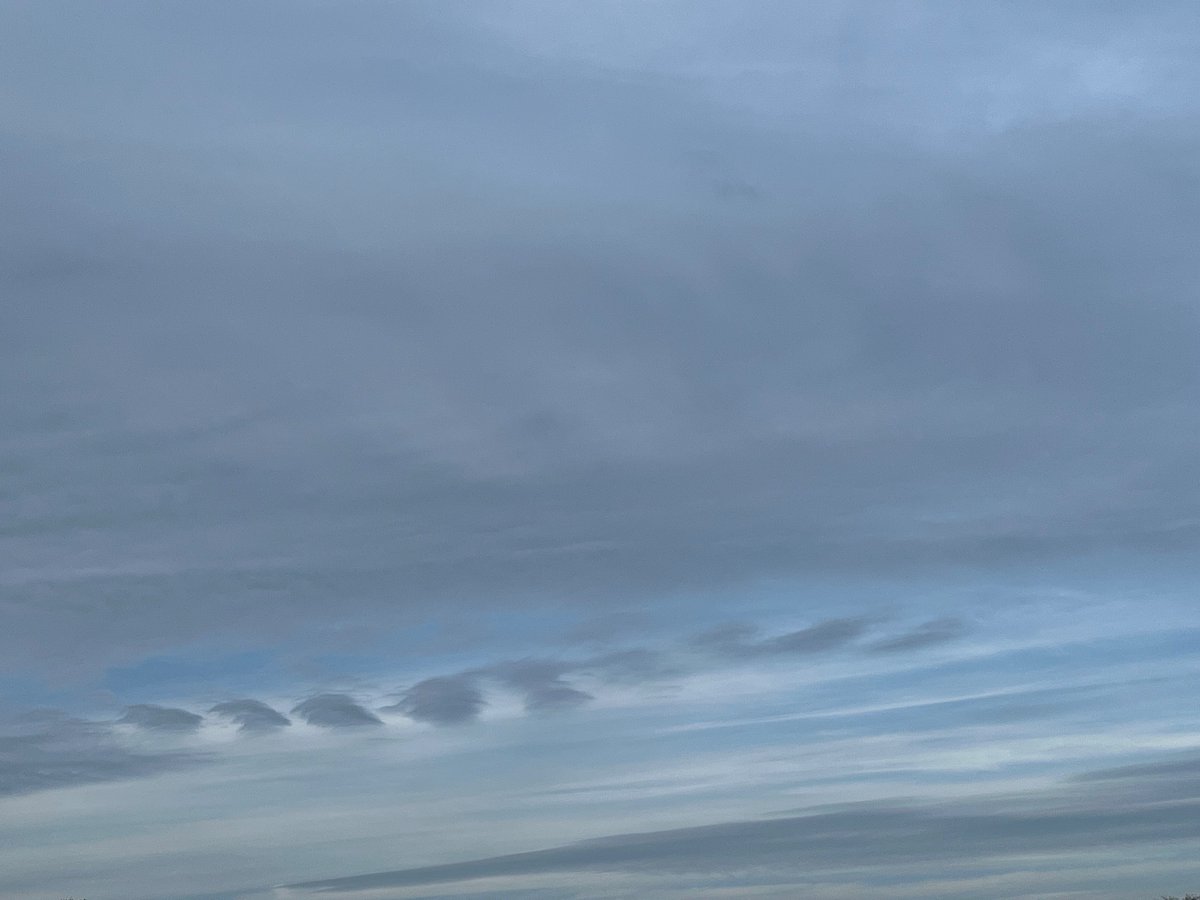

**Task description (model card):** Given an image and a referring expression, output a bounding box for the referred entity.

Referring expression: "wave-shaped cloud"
[118,704,204,733]
[210,699,291,732]
[291,694,382,728]
[384,676,487,726]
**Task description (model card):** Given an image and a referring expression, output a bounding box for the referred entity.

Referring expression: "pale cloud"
[284,751,1200,895]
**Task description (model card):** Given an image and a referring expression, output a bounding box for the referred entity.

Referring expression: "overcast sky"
[3,2,1200,898]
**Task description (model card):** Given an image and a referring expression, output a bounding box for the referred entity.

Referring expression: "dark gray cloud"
[210,699,291,732]
[119,704,204,733]
[491,661,593,712]
[378,614,960,727]
[0,0,1197,677]
[385,676,487,726]
[291,694,382,728]
[869,617,966,654]
[287,751,1200,893]
[383,651,673,726]
[0,710,203,797]
[350,615,883,731]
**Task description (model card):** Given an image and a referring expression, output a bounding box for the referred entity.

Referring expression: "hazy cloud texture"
[2,2,1199,898]
[0,712,202,797]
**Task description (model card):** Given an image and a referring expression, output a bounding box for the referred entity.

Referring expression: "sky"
[2,1,1199,898]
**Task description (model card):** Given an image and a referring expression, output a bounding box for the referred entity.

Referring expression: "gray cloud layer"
[288,753,1200,893]
[119,704,204,733]
[0,711,203,797]
[1,1,1197,677]
[3,6,1198,898]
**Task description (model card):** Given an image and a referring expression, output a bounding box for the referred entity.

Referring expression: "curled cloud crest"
[385,675,486,726]
[94,612,967,740]
[210,699,291,732]
[118,704,204,733]
[291,694,382,728]
[492,660,593,712]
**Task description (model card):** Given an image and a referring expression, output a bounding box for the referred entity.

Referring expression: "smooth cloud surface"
[2,2,1199,899]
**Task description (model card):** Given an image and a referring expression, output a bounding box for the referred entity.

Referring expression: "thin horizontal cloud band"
[108,615,964,731]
